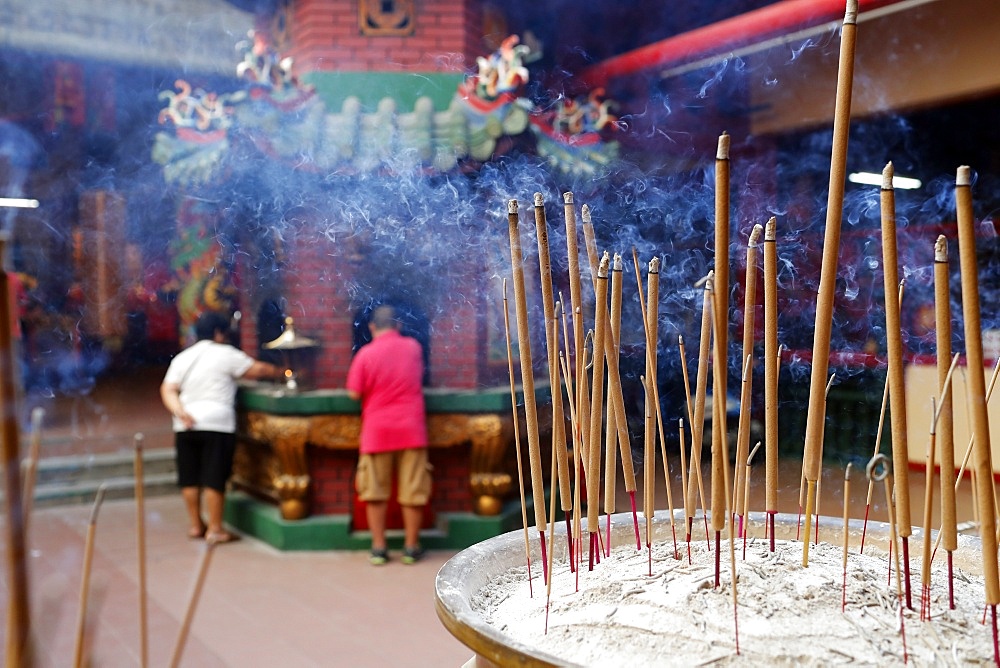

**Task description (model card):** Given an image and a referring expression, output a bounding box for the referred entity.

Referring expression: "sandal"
[205,531,240,545]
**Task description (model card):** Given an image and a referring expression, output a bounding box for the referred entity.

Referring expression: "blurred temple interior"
[2,0,1000,524]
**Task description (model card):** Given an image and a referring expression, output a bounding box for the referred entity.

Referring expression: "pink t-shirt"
[346,330,427,454]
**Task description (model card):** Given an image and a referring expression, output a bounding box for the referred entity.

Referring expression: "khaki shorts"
[355,448,432,505]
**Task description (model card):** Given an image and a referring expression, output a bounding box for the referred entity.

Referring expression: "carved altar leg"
[265,416,312,520]
[468,415,512,515]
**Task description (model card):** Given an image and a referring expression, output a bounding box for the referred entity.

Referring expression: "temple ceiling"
[0,0,252,75]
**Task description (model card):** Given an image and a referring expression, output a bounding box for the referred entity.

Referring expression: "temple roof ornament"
[152,32,619,186]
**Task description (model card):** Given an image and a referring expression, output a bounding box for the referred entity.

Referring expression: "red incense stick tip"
[956,165,972,187]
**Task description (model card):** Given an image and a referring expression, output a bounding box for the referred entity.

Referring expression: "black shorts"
[175,431,236,492]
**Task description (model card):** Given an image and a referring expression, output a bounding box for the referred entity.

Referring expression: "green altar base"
[225,491,529,552]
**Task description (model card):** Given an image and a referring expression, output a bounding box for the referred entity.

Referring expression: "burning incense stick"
[502,279,534,596]
[604,254,624,552]
[712,133,731,551]
[603,280,642,550]
[801,0,859,568]
[134,433,149,667]
[1,233,29,668]
[587,253,610,568]
[934,235,958,609]
[841,463,852,613]
[564,192,587,568]
[762,217,779,550]
[955,165,1000,659]
[534,194,574,561]
[170,538,218,668]
[21,406,44,537]
[734,225,762,537]
[735,225,764,528]
[633,253,678,557]
[506,199,549,571]
[74,484,107,668]
[879,162,913,608]
[563,193,586,396]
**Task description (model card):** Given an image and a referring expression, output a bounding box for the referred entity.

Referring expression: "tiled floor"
[5,496,473,667]
[4,366,475,667]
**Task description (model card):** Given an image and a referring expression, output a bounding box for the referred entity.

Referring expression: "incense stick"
[134,433,149,668]
[688,276,714,549]
[801,0,859,568]
[763,217,779,551]
[632,253,678,557]
[604,254,623,553]
[879,162,913,608]
[954,166,1000,653]
[74,485,107,668]
[506,199,549,570]
[841,463,852,613]
[534,194,573,533]
[1,233,29,668]
[712,134,731,554]
[934,235,958,609]
[860,349,892,554]
[502,278,534,596]
[170,538,218,668]
[920,353,961,621]
[734,225,762,536]
[587,253,610,568]
[742,441,762,560]
[21,406,44,537]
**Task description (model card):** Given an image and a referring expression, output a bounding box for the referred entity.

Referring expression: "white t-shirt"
[163,340,255,433]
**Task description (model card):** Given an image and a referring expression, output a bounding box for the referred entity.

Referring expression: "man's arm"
[240,360,283,381]
[160,381,195,430]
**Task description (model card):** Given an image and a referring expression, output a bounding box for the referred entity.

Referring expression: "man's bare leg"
[402,505,423,550]
[204,487,227,538]
[367,501,388,551]
[182,487,205,537]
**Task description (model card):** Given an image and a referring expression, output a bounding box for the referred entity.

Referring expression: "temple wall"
[285,0,482,75]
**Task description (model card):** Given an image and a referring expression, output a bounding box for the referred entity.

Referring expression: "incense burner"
[435,512,987,667]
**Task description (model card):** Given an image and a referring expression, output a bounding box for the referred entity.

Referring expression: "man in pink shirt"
[347,305,430,565]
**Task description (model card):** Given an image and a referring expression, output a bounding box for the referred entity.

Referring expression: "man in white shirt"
[160,311,281,543]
